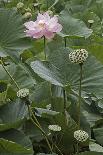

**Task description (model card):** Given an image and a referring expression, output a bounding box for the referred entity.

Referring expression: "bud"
[33,2,41,7]
[23,12,32,19]
[25,8,32,12]
[16,2,24,9]
[48,125,61,132]
[74,130,89,142]
[47,10,53,16]
[17,88,29,98]
[88,19,94,24]
[69,49,88,64]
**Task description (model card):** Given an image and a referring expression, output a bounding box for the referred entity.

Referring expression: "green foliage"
[0,9,32,58]
[0,99,28,131]
[1,0,103,155]
[59,10,93,38]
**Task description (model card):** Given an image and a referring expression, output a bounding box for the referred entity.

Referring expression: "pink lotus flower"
[24,12,62,39]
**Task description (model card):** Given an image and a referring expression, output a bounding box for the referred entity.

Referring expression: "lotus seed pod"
[17,88,29,98]
[74,130,89,142]
[69,49,88,64]
[16,2,24,9]
[48,125,61,132]
[23,12,32,19]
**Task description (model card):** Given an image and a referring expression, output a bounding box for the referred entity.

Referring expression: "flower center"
[38,20,45,29]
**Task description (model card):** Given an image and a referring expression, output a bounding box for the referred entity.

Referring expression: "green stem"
[38,5,41,13]
[27,105,63,155]
[63,38,67,116]
[27,105,53,153]
[43,36,46,60]
[76,143,79,154]
[2,0,5,7]
[31,117,52,152]
[54,143,64,155]
[50,132,63,155]
[0,59,20,90]
[78,63,83,129]
[63,89,66,113]
[64,37,67,48]
[46,0,48,10]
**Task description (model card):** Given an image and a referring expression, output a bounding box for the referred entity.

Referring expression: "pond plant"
[0,0,103,155]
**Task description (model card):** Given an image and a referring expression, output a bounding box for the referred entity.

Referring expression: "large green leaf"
[0,99,28,131]
[30,82,51,103]
[37,153,57,155]
[35,107,59,117]
[59,10,93,38]
[75,151,103,155]
[48,44,103,98]
[0,129,33,150]
[93,127,103,145]
[87,43,103,64]
[31,43,103,97]
[31,61,64,87]
[24,117,51,143]
[0,9,31,57]
[0,138,33,155]
[0,62,36,89]
[89,141,103,152]
[53,113,77,153]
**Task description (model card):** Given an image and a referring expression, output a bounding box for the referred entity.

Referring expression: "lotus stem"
[46,0,49,10]
[0,59,20,90]
[64,37,67,48]
[43,36,46,60]
[78,63,83,129]
[63,88,66,113]
[27,104,53,153]
[27,104,63,155]
[63,37,67,114]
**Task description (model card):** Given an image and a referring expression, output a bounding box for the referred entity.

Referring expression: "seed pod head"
[74,130,89,142]
[17,88,29,98]
[69,49,88,64]
[16,2,24,9]
[48,125,61,132]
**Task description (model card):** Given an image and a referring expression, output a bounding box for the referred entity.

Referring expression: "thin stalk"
[64,37,67,48]
[54,143,64,155]
[2,0,5,7]
[76,143,79,154]
[0,59,20,90]
[50,133,63,155]
[31,117,53,153]
[38,5,41,13]
[78,63,83,129]
[63,37,67,113]
[43,36,46,60]
[27,105,53,153]
[63,89,66,113]
[27,105,63,155]
[46,0,48,10]
[28,105,41,127]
